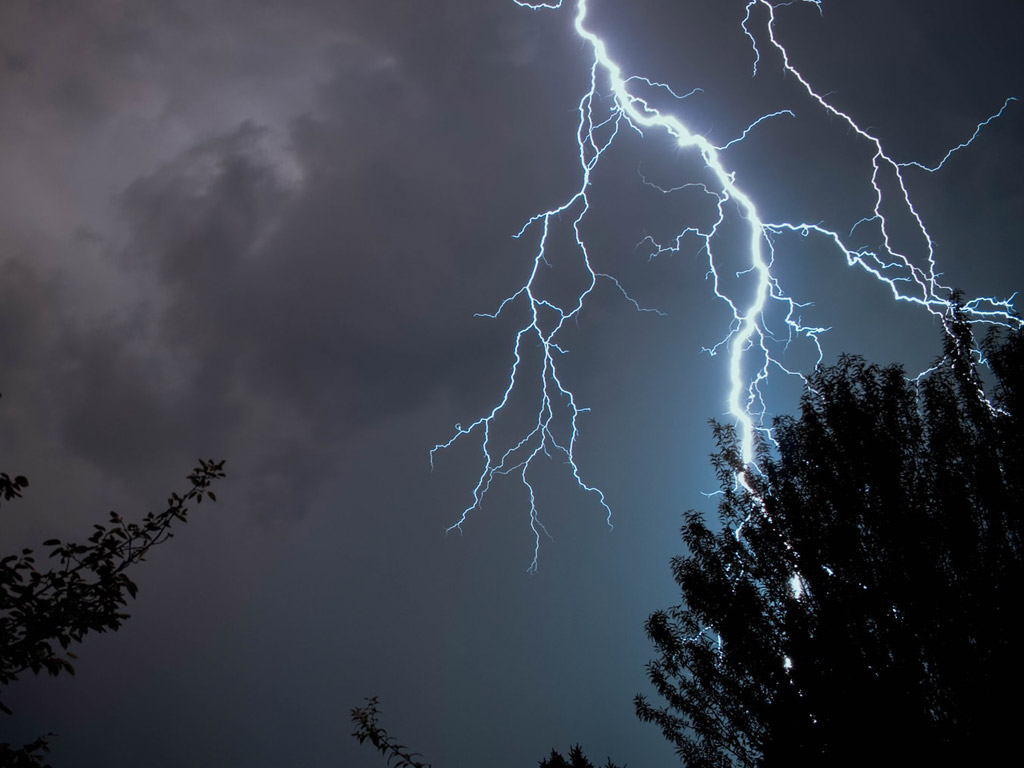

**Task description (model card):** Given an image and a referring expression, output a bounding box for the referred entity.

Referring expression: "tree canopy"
[635,317,1024,765]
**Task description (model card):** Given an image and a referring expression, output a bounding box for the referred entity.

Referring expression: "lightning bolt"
[432,0,1020,571]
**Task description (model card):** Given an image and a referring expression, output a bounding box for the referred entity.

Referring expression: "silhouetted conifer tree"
[538,744,623,768]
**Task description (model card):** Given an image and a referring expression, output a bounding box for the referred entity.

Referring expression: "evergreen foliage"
[538,744,623,768]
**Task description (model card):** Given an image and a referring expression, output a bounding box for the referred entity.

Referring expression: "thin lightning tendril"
[431,0,1020,571]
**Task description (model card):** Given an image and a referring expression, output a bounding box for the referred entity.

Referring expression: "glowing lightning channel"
[432,0,1020,571]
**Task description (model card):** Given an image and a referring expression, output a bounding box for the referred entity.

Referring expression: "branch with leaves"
[0,458,226,762]
[351,698,432,768]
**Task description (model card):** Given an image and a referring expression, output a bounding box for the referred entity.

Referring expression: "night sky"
[1,1,1022,766]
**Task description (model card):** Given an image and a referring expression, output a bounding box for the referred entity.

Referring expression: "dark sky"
[1,1,1021,766]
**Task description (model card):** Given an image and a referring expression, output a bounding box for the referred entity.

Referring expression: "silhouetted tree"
[635,315,1024,765]
[0,428,225,765]
[538,744,623,768]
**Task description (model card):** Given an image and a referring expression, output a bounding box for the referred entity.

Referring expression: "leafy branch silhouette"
[350,697,432,768]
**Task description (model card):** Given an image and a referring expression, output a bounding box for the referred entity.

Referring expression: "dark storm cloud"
[0,0,548,524]
[0,259,56,378]
[97,0,578,441]
[34,21,536,521]
[114,90,492,425]
[4,50,29,74]
[0,254,220,512]
[54,324,185,472]
[1,0,175,126]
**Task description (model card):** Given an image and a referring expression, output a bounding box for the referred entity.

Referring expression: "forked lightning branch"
[432,0,1020,571]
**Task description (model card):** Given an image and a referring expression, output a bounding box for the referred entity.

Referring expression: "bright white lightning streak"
[432,0,1020,571]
